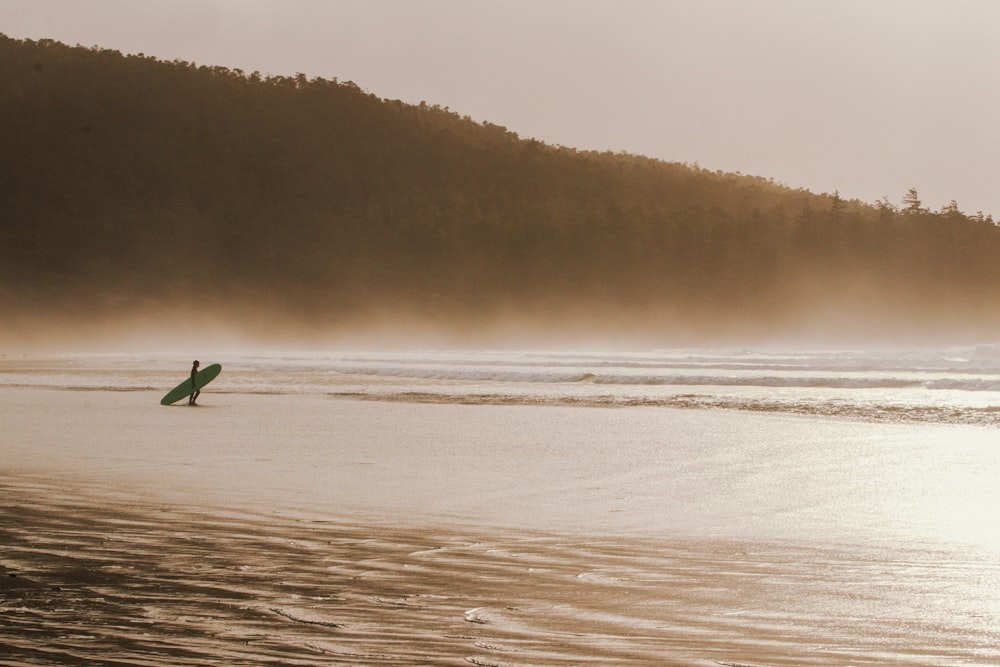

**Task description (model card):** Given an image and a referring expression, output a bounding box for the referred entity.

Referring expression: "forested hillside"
[2,34,999,345]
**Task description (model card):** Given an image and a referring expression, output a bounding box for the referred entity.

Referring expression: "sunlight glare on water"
[5,348,1000,665]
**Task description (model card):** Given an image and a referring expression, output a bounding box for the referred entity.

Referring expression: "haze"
[3,0,998,218]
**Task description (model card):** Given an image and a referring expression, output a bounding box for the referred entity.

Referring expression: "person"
[188,360,201,406]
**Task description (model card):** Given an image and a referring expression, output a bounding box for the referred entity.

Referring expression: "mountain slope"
[2,35,998,345]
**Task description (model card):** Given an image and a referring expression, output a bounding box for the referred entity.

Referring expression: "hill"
[2,34,999,347]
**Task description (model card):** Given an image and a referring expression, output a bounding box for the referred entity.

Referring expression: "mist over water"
[6,35,1000,357]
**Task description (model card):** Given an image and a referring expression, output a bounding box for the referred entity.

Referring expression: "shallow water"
[7,347,1000,424]
[3,350,1000,664]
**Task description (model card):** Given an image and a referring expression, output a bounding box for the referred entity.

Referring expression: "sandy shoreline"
[4,385,1000,665]
[0,474,764,667]
[4,472,997,666]
[2,385,967,544]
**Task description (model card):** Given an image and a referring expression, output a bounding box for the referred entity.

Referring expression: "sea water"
[16,346,1000,422]
[5,347,1000,545]
[3,347,1000,664]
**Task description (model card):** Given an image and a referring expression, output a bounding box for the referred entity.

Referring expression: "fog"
[4,282,996,356]
[3,13,1000,354]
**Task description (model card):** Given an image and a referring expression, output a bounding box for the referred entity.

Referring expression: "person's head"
[193,360,200,368]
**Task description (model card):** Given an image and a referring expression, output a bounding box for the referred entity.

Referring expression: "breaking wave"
[5,347,1000,426]
[327,389,1000,427]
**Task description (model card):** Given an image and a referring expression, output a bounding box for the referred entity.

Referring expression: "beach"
[6,475,994,667]
[3,353,1000,665]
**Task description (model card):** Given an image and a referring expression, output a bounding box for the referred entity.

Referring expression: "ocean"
[11,346,1000,423]
[2,348,999,665]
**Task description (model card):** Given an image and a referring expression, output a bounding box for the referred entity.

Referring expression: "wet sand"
[1,475,765,667]
[5,474,998,666]
[3,384,1000,665]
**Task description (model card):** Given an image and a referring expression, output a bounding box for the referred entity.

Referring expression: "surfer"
[188,360,200,406]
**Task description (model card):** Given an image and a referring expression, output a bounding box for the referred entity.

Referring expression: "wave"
[7,351,1000,428]
[2,383,161,392]
[327,390,1000,427]
[336,356,1000,375]
[590,374,927,389]
[327,364,1000,392]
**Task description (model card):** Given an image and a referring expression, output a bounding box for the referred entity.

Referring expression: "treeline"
[2,34,999,343]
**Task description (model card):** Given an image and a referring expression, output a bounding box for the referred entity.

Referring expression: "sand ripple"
[2,476,998,666]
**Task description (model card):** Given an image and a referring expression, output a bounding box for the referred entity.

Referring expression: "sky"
[2,0,998,216]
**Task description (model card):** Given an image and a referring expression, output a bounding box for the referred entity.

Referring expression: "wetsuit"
[189,362,200,405]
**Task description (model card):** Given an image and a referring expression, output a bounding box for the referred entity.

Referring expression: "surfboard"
[160,363,222,405]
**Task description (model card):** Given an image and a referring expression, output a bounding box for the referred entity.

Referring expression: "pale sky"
[3,0,998,216]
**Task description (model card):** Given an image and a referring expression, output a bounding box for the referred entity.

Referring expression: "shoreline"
[4,384,994,548]
[0,474,760,666]
[4,384,1000,664]
[4,473,993,667]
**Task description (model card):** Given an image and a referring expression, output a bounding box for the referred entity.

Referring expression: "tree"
[902,187,924,214]
[829,190,845,220]
[941,199,964,221]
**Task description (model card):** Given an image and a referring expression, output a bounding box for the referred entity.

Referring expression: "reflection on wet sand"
[3,477,998,666]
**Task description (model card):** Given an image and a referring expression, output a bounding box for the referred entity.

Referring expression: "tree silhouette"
[902,187,924,214]
[1,34,999,343]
